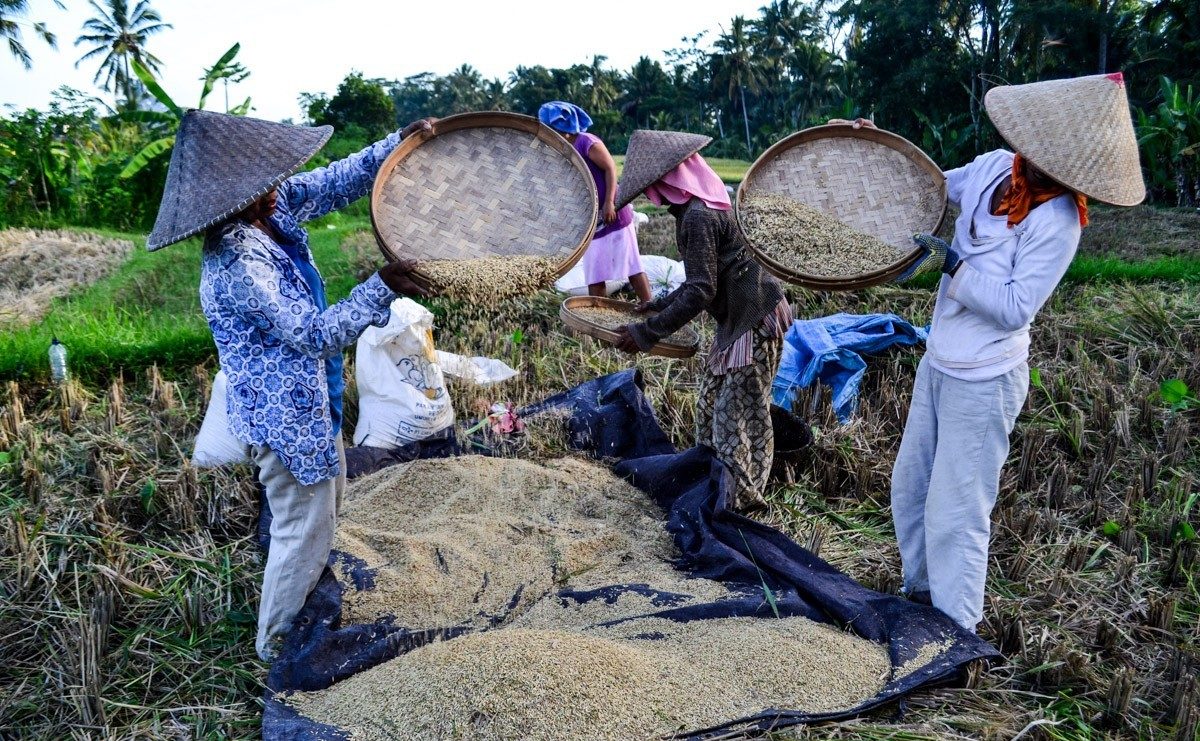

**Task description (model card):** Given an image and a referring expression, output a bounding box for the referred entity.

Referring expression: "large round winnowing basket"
[735,124,948,290]
[370,112,598,278]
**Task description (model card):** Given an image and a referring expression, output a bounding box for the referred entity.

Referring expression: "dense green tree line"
[3,0,1199,232]
[301,0,1199,204]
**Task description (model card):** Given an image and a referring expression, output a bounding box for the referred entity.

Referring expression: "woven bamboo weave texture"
[615,130,711,210]
[743,129,945,249]
[374,126,595,262]
[985,73,1145,206]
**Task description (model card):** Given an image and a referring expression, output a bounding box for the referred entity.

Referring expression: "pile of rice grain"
[739,192,903,278]
[292,455,896,739]
[289,616,891,740]
[567,305,698,347]
[417,255,560,303]
[332,456,677,628]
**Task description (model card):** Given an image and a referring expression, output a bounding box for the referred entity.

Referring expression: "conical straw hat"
[985,73,1145,206]
[146,110,333,251]
[615,130,713,209]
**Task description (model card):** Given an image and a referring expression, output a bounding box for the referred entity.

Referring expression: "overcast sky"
[4,0,768,121]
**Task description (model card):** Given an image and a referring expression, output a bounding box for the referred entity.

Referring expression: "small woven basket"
[370,112,598,278]
[736,124,947,290]
[559,296,699,359]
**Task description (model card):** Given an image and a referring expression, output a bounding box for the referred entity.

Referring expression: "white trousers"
[252,436,345,661]
[891,356,1028,631]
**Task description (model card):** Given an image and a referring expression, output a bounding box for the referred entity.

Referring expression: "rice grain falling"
[417,255,560,304]
[740,192,905,278]
[567,305,699,347]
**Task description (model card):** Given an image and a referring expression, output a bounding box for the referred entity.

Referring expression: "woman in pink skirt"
[539,101,652,302]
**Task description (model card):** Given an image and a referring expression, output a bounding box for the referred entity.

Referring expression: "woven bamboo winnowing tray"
[370,112,598,276]
[735,124,947,290]
[559,296,699,359]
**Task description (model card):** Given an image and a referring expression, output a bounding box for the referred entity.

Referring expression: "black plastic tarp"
[261,369,1000,739]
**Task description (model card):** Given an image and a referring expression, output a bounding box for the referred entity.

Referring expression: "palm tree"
[621,56,672,127]
[481,79,510,111]
[713,16,765,157]
[444,64,486,112]
[754,0,818,81]
[786,41,842,127]
[1,0,62,69]
[586,54,618,112]
[74,0,171,109]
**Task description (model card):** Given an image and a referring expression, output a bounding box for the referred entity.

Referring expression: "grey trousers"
[252,436,345,661]
[890,356,1028,632]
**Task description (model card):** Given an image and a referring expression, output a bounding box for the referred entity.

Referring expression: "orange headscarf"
[995,153,1089,228]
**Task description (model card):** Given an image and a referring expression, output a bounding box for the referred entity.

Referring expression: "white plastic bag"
[192,370,251,467]
[354,298,455,449]
[640,255,686,301]
[554,263,626,297]
[436,351,518,385]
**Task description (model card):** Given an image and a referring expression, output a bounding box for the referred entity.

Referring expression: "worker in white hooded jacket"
[846,72,1146,632]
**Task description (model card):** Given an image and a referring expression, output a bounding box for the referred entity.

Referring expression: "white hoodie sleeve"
[943,164,970,210]
[946,196,1081,332]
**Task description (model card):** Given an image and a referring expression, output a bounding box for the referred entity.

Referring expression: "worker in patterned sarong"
[612,130,792,513]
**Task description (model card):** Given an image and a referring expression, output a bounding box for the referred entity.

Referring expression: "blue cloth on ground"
[773,313,928,423]
[261,369,997,740]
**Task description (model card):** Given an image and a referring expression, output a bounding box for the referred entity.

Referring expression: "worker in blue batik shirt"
[146,109,435,661]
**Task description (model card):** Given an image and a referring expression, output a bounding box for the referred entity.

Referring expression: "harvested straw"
[0,369,264,738]
[568,305,697,346]
[0,229,133,324]
[740,193,903,277]
[519,406,577,459]
[417,256,560,304]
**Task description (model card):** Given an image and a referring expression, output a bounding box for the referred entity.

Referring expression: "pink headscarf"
[644,154,731,211]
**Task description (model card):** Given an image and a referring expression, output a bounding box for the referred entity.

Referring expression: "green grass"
[0,212,375,381]
[903,252,1200,291]
[1065,253,1200,282]
[614,155,751,184]
[4,205,1200,383]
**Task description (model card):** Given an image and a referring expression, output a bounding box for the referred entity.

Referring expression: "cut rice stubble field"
[0,218,1198,739]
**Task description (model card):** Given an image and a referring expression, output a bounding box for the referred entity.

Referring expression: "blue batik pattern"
[200,133,402,485]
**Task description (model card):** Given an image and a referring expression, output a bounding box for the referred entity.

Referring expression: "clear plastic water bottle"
[49,337,68,383]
